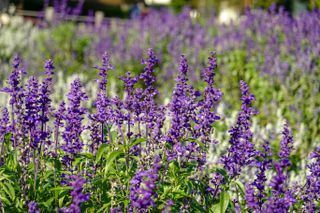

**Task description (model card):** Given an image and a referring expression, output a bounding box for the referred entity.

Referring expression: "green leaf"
[211,191,230,213]
[96,203,109,213]
[59,196,66,208]
[128,138,146,149]
[42,197,55,208]
[95,144,109,164]
[104,150,123,175]
[234,180,245,197]
[2,182,15,201]
[0,195,10,205]
[79,152,94,159]
[50,186,72,192]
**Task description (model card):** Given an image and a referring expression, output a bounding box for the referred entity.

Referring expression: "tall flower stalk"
[1,55,25,147]
[221,80,257,178]
[92,52,114,148]
[38,59,55,155]
[0,108,10,164]
[61,78,88,167]
[263,123,296,212]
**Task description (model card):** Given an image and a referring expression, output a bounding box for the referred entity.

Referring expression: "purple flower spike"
[28,201,40,213]
[95,52,114,92]
[168,55,194,142]
[1,55,25,146]
[279,122,294,169]
[0,108,10,141]
[39,59,55,150]
[54,101,66,157]
[24,76,41,149]
[0,107,10,165]
[90,52,114,151]
[302,147,320,212]
[140,49,162,139]
[140,48,158,87]
[129,157,161,212]
[62,78,88,161]
[59,175,90,213]
[245,140,273,211]
[221,80,257,178]
[194,52,223,143]
[263,163,296,212]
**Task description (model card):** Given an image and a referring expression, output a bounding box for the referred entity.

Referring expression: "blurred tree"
[170,0,192,12]
[309,0,320,8]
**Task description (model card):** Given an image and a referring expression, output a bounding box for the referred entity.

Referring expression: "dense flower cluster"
[0,48,318,212]
[129,157,161,212]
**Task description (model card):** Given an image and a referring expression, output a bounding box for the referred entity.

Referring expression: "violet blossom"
[302,146,320,212]
[61,78,88,164]
[221,80,257,178]
[59,175,90,213]
[129,157,161,212]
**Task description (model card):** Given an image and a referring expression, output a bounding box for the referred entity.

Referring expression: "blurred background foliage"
[3,0,320,17]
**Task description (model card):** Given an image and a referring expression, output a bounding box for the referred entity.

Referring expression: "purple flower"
[0,107,10,142]
[245,140,273,211]
[1,55,25,146]
[90,52,114,148]
[28,200,40,213]
[24,76,41,149]
[279,122,294,169]
[38,59,55,150]
[302,147,320,212]
[263,163,296,212]
[59,175,90,213]
[129,157,161,212]
[54,101,66,157]
[161,200,174,213]
[54,101,66,130]
[140,48,158,88]
[0,107,10,165]
[221,80,257,178]
[110,207,123,213]
[137,49,164,142]
[61,78,88,162]
[112,96,125,127]
[95,52,114,92]
[167,55,198,143]
[119,72,138,139]
[194,52,223,144]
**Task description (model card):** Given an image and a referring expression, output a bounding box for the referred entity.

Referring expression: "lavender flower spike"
[245,140,272,211]
[129,157,161,212]
[62,78,88,164]
[28,201,40,213]
[168,55,191,143]
[263,163,296,212]
[0,107,10,164]
[302,147,320,212]
[95,52,114,92]
[91,52,114,147]
[38,59,55,151]
[221,80,257,178]
[279,122,294,169]
[194,52,223,143]
[1,55,25,147]
[59,175,90,213]
[24,76,40,149]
